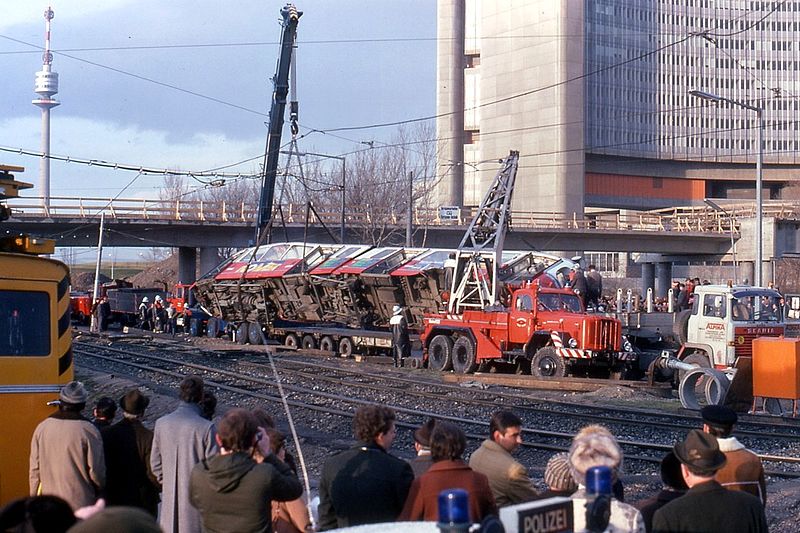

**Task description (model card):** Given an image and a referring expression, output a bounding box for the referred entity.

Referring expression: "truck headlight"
[568,337,578,348]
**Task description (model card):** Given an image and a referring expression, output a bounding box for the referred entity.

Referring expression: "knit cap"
[545,452,578,492]
[60,381,88,405]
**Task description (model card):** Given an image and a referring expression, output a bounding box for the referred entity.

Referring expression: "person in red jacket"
[399,421,497,523]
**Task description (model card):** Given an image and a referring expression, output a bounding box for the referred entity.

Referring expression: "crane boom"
[448,150,519,313]
[255,4,301,242]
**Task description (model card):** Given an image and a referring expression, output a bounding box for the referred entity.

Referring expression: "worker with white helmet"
[138,297,151,330]
[389,305,410,368]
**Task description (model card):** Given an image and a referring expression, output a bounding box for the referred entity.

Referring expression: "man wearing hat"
[652,429,767,533]
[389,305,410,368]
[701,404,767,505]
[408,418,436,477]
[29,381,106,510]
[101,389,160,516]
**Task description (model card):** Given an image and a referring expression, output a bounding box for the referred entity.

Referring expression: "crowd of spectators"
[1,379,770,533]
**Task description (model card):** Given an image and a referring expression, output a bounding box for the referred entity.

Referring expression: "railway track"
[73,336,800,478]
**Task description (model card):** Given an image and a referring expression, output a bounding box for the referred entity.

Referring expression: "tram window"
[0,290,50,356]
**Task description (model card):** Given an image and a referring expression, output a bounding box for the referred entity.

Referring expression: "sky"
[0,1,437,202]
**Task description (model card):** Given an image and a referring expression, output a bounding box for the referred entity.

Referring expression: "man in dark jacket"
[635,451,687,532]
[189,408,302,533]
[586,264,603,308]
[569,266,588,308]
[318,405,414,530]
[652,430,767,533]
[101,389,160,516]
[389,305,410,368]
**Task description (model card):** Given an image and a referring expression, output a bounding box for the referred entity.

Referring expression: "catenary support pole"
[90,212,105,332]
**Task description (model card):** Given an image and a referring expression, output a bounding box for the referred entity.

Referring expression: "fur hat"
[700,405,737,429]
[414,418,437,447]
[568,427,622,485]
[545,452,578,492]
[60,381,87,405]
[119,389,150,415]
[673,429,727,473]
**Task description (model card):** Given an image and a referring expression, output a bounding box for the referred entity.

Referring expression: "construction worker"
[390,305,410,368]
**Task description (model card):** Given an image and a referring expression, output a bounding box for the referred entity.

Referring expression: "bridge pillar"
[199,247,221,277]
[654,261,672,299]
[641,262,655,296]
[178,247,197,285]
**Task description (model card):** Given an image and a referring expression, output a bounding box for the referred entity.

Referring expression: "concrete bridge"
[4,196,800,289]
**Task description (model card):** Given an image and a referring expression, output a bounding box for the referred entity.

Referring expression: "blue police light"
[438,489,469,532]
[585,465,612,495]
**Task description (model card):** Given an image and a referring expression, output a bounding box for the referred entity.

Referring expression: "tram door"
[0,256,73,504]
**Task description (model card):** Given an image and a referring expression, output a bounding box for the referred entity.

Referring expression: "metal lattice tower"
[448,150,519,313]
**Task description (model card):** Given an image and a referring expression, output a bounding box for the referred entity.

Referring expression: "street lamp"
[704,198,737,283]
[281,150,346,243]
[690,90,763,287]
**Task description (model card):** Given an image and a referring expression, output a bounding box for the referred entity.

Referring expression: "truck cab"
[679,285,785,368]
[422,282,628,377]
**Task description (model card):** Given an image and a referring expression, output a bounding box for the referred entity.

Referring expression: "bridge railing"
[9,195,791,234]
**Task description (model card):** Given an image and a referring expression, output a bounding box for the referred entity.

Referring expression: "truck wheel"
[531,347,566,378]
[301,334,316,350]
[248,322,263,345]
[236,323,249,345]
[428,335,453,371]
[338,337,354,358]
[319,336,336,353]
[285,333,300,349]
[452,336,478,374]
[207,318,219,338]
[190,318,201,337]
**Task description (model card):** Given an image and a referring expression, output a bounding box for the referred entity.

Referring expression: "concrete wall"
[436,0,585,216]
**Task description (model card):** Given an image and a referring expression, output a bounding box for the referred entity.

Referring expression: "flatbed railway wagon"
[1,166,73,504]
[193,241,576,364]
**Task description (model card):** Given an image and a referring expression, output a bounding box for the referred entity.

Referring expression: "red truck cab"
[422,282,627,377]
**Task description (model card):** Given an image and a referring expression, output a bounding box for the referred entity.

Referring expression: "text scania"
[523,508,570,533]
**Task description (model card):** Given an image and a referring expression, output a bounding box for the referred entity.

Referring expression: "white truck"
[661,284,800,408]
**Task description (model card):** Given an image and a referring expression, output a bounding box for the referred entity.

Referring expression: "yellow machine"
[0,165,71,504]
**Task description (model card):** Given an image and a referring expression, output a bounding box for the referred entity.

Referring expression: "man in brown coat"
[29,381,106,510]
[468,410,538,507]
[700,405,766,505]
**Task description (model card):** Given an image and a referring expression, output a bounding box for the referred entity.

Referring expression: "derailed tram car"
[192,242,580,363]
[0,249,73,504]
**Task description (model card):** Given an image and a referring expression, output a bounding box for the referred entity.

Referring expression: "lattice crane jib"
[448,151,519,314]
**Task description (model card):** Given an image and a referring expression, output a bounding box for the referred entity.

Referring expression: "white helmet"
[142,297,149,303]
[155,295,162,302]
[392,305,402,315]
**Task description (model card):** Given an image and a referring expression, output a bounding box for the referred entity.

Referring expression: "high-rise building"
[436,0,800,214]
